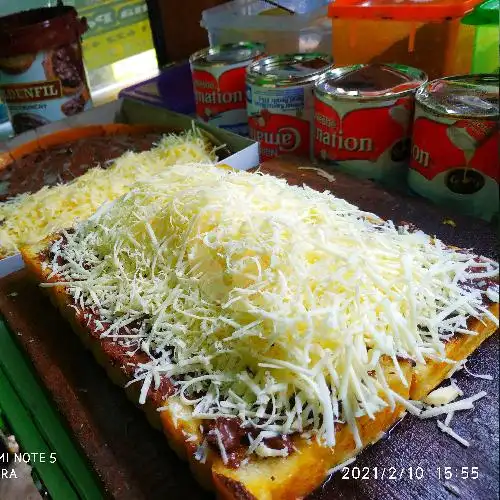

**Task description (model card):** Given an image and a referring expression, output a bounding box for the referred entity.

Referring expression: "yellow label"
[83,19,154,70]
[79,0,154,70]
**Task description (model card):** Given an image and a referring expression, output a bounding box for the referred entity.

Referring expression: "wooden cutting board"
[0,156,497,500]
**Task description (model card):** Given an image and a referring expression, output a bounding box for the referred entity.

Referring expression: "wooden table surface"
[0,156,498,500]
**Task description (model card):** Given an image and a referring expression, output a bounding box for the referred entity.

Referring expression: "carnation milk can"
[246,53,333,161]
[0,6,91,134]
[190,42,265,136]
[409,74,499,221]
[313,64,427,183]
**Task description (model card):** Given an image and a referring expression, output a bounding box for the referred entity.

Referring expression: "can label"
[0,43,91,134]
[313,94,414,180]
[192,62,250,136]
[247,83,314,161]
[409,104,499,219]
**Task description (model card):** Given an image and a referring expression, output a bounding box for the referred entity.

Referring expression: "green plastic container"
[461,0,499,73]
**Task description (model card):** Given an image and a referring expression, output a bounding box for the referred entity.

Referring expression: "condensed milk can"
[409,74,499,221]
[246,53,333,161]
[190,41,265,136]
[313,64,427,183]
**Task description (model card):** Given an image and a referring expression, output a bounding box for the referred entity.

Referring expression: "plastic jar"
[328,0,483,80]
[0,6,91,134]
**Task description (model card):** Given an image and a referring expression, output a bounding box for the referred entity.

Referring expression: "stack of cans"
[190,42,498,220]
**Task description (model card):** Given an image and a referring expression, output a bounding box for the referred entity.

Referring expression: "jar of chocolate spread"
[0,6,91,134]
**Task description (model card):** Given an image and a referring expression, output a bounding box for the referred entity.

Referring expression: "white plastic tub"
[201,0,332,55]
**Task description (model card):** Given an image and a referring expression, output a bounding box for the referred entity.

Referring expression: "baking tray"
[0,156,497,500]
[0,122,235,207]
[0,99,259,278]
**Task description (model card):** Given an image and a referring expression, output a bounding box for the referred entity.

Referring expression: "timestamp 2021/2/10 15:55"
[340,466,480,481]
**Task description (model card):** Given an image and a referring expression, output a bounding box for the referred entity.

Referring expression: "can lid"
[189,42,265,66]
[315,64,427,100]
[416,74,499,118]
[0,6,87,57]
[246,53,333,86]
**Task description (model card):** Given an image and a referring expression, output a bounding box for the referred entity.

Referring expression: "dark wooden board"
[0,156,498,500]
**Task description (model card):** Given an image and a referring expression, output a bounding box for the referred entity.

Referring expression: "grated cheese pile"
[423,360,494,448]
[0,129,217,258]
[43,164,499,455]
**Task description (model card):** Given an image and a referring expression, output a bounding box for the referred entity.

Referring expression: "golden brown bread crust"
[212,361,411,500]
[21,236,499,500]
[22,236,218,491]
[410,308,499,400]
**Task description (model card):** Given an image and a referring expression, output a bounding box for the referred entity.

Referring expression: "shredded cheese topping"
[43,164,499,455]
[0,129,217,257]
[463,362,494,381]
[424,385,461,406]
[437,420,470,447]
[326,456,356,477]
[298,166,336,183]
[419,391,487,419]
[422,369,491,450]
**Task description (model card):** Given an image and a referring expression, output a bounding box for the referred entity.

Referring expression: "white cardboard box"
[0,99,259,278]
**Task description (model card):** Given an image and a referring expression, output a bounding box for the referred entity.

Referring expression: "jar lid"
[0,6,87,57]
[416,74,499,118]
[246,53,333,87]
[189,42,265,66]
[315,64,427,100]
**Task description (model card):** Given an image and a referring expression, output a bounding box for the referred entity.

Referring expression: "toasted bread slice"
[410,310,498,401]
[21,234,498,500]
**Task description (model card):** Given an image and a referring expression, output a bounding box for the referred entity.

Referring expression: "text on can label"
[192,67,246,122]
[249,113,309,160]
[313,96,414,164]
[247,83,313,161]
[1,80,62,103]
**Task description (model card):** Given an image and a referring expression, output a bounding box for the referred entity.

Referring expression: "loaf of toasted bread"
[21,164,499,500]
[21,235,498,499]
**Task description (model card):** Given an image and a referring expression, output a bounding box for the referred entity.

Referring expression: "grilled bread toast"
[21,165,499,500]
[23,236,417,499]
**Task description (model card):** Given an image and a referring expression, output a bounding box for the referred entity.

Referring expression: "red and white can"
[313,64,427,183]
[409,74,499,221]
[190,42,265,136]
[246,53,333,161]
